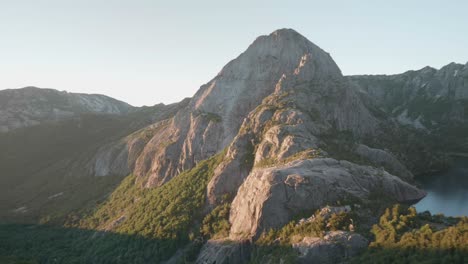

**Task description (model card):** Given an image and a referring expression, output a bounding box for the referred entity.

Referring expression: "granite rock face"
[228,158,425,239]
[0,86,132,132]
[203,28,383,206]
[130,28,378,187]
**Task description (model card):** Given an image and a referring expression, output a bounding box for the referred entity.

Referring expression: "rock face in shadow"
[348,62,468,131]
[354,144,413,180]
[349,63,468,171]
[196,239,251,264]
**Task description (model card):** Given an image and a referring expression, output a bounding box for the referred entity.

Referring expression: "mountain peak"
[190,28,342,130]
[198,29,341,82]
[269,28,304,38]
[190,28,342,136]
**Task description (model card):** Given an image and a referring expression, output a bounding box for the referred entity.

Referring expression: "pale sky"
[1,0,467,106]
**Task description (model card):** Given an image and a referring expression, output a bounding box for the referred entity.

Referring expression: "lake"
[414,156,468,217]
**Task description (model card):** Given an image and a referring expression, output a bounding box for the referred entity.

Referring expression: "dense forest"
[2,198,468,263]
[353,205,468,264]
[0,152,226,263]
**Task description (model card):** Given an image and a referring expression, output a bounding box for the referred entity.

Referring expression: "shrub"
[201,203,231,239]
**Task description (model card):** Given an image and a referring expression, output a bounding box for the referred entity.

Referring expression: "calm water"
[414,157,468,217]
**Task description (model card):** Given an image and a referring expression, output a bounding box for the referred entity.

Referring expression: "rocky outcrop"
[196,239,251,264]
[354,144,413,180]
[229,158,425,239]
[84,100,191,178]
[292,231,368,264]
[90,120,173,178]
[0,86,132,132]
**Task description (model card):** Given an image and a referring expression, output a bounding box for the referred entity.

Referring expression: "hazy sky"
[1,0,467,106]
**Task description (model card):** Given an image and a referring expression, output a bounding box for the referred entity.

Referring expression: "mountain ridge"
[1,28,467,263]
[0,86,134,133]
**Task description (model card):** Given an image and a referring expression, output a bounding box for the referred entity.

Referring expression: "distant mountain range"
[1,29,467,264]
[0,86,133,133]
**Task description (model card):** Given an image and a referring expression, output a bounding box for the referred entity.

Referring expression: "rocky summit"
[1,28,467,264]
